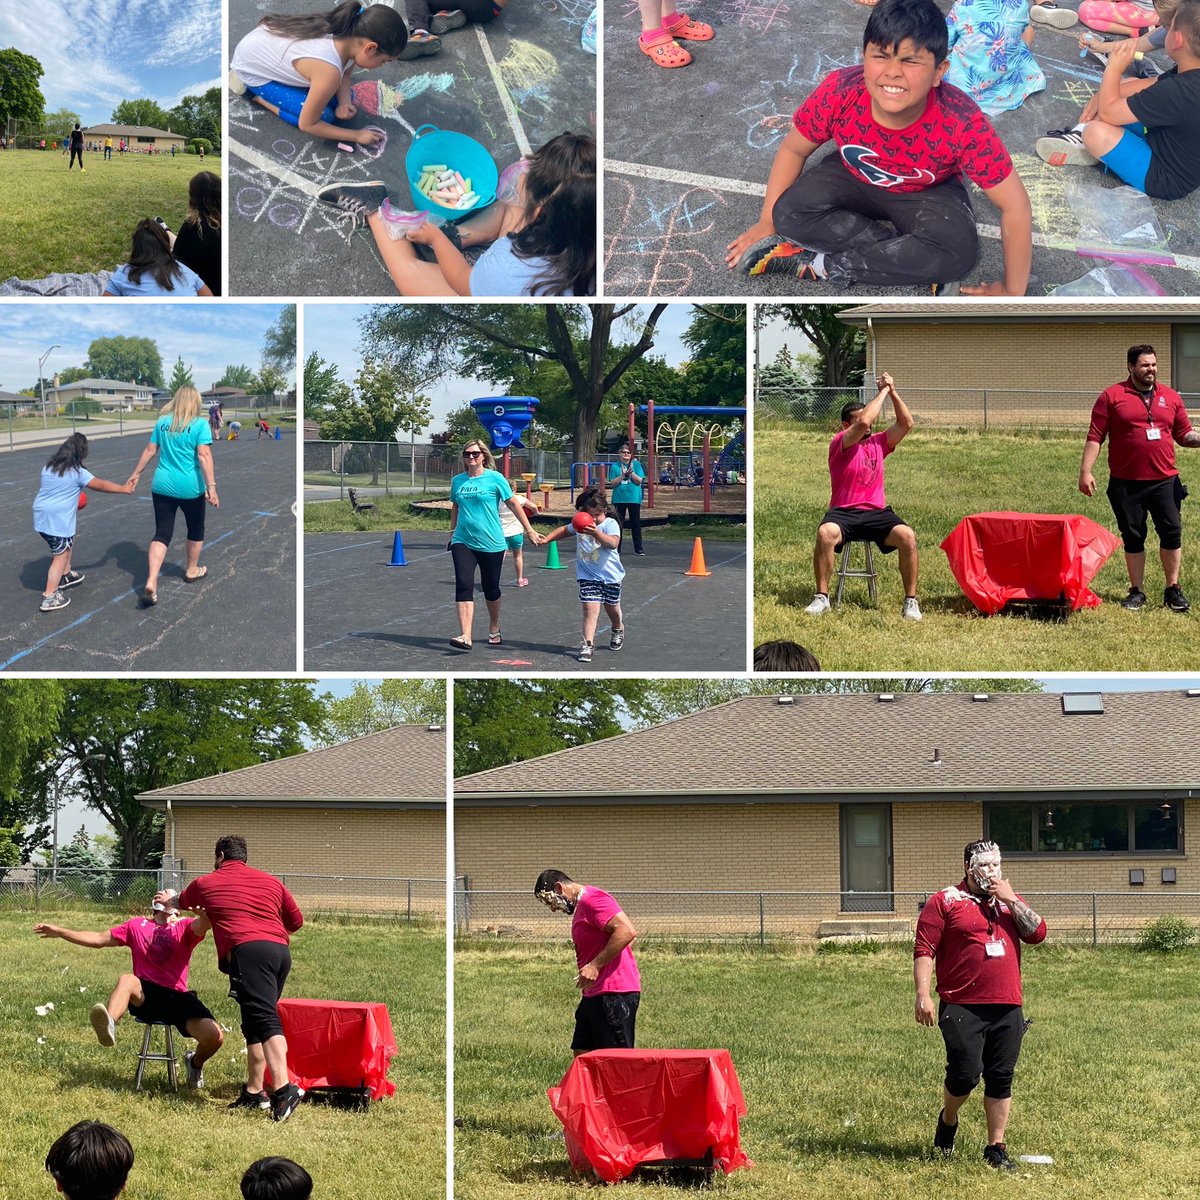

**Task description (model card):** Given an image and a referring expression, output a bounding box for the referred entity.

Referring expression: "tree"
[167,356,194,392]
[763,305,866,388]
[679,305,747,408]
[0,681,64,865]
[303,353,351,423]
[311,681,446,747]
[214,364,256,391]
[0,49,46,129]
[57,366,91,386]
[64,397,102,420]
[608,355,685,433]
[435,403,489,447]
[454,680,661,776]
[251,364,288,397]
[360,304,672,459]
[18,681,326,869]
[43,107,81,141]
[112,98,173,130]
[262,306,297,373]
[169,88,220,150]
[86,336,163,388]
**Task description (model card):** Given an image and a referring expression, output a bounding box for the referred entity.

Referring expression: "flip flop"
[664,11,715,39]
[640,31,692,66]
[140,587,158,607]
[488,630,503,645]
[184,566,208,582]
[450,635,472,651]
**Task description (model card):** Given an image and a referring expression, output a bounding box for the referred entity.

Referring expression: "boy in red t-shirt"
[725,0,1032,294]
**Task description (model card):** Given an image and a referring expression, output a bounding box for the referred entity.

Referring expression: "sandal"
[664,10,714,39]
[488,630,503,645]
[184,565,208,583]
[140,587,158,607]
[639,30,691,67]
[450,635,472,651]
[516,578,530,587]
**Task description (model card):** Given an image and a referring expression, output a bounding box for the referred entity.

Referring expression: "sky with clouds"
[1,0,222,127]
[0,304,295,394]
[303,304,704,439]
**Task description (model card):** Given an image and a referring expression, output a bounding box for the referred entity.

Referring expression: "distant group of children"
[719,0,1200,294]
[228,0,595,297]
[46,1121,312,1200]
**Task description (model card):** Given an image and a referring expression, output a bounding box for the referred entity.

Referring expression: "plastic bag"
[1064,178,1173,264]
[581,7,597,53]
[1051,262,1167,296]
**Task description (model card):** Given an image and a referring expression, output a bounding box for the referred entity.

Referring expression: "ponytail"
[260,1,408,55]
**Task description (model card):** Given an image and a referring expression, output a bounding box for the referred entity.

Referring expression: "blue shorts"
[1099,124,1151,194]
[39,531,73,555]
[505,533,524,550]
[579,579,622,605]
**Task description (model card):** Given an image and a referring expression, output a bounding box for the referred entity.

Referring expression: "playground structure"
[468,396,550,508]
[632,404,746,513]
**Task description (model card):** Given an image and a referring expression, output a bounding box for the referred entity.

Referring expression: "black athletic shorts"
[226,940,291,1043]
[129,977,215,1035]
[939,1002,1025,1100]
[1106,475,1184,554]
[572,991,640,1052]
[819,505,909,554]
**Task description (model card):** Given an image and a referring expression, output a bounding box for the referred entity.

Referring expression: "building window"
[1171,324,1200,398]
[985,801,1181,854]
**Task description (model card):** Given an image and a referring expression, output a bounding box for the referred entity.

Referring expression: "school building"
[835,301,1200,428]
[139,724,447,917]
[84,124,187,153]
[453,689,1200,941]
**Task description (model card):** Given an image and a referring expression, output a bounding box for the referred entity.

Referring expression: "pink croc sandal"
[640,29,692,66]
[664,10,714,39]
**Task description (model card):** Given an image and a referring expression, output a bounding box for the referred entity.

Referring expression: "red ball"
[571,511,595,533]
[77,491,88,510]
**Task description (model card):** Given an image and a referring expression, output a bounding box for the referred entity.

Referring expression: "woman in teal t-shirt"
[127,385,218,606]
[448,439,541,650]
[607,443,645,556]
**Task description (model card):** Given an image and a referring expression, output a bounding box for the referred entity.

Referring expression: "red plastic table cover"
[276,999,396,1099]
[940,511,1120,615]
[547,1049,752,1183]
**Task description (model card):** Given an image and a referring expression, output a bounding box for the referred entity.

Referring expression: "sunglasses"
[463,450,483,459]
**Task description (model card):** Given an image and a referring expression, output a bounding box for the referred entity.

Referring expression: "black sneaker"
[983,1143,1017,1171]
[1164,584,1191,613]
[316,181,388,229]
[934,1110,958,1158]
[430,8,467,33]
[1121,586,1147,610]
[748,240,822,280]
[229,1085,270,1111]
[60,569,86,590]
[270,1081,303,1123]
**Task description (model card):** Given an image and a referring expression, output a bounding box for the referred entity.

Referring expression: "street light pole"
[38,344,61,431]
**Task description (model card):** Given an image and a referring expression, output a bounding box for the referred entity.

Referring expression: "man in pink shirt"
[534,869,640,1054]
[804,371,921,620]
[34,899,224,1088]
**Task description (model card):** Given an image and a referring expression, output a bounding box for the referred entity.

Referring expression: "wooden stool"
[835,540,878,607]
[134,1021,178,1091]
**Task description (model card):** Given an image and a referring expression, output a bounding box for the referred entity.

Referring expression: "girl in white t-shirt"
[229,1,408,147]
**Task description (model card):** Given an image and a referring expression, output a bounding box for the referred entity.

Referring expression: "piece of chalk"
[463,177,471,192]
[337,142,355,152]
[424,163,447,172]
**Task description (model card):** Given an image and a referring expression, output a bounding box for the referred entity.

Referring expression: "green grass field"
[0,912,444,1200]
[454,940,1200,1200]
[754,427,1200,671]
[0,151,221,279]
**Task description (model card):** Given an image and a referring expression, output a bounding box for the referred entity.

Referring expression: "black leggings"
[68,147,83,169]
[614,502,642,554]
[152,491,206,545]
[773,153,980,288]
[451,542,504,602]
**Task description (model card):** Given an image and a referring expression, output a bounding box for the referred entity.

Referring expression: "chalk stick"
[463,177,471,192]
[424,163,447,172]
[337,142,355,152]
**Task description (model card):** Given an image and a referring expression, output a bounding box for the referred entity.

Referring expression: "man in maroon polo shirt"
[158,835,304,1122]
[1080,343,1200,613]
[914,840,1046,1172]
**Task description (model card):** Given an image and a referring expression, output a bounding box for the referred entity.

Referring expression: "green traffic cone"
[541,540,567,570]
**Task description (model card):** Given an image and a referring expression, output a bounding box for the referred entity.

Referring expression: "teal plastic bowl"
[406,123,498,218]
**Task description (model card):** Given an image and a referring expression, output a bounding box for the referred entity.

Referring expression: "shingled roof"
[140,724,446,808]
[455,690,1200,802]
[838,302,1200,324]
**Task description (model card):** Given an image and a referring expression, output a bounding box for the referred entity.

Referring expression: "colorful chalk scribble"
[1009,152,1077,246]
[351,74,456,122]
[605,177,727,295]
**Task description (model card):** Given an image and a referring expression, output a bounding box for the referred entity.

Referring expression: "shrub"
[1137,915,1197,953]
[816,938,882,956]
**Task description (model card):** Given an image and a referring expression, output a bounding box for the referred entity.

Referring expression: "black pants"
[451,541,504,602]
[407,0,496,29]
[68,147,83,169]
[152,491,206,545]
[572,992,640,1052]
[939,1002,1024,1100]
[1106,475,1183,553]
[227,941,291,1043]
[614,502,642,554]
[773,153,980,288]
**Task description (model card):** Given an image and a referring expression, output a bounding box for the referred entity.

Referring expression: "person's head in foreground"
[861,0,950,124]
[215,833,249,868]
[1126,344,1158,390]
[241,1157,313,1200]
[160,384,203,432]
[46,1122,133,1200]
[574,486,608,523]
[534,869,580,914]
[963,839,1003,895]
[1167,0,1200,65]
[123,219,187,290]
[752,640,822,672]
[187,170,222,232]
[46,432,90,477]
[515,132,597,297]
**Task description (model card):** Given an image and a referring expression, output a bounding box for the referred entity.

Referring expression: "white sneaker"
[184,1050,204,1088]
[89,1003,116,1047]
[804,594,831,616]
[902,597,923,621]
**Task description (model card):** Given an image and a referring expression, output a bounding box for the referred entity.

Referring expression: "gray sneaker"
[184,1050,204,1088]
[40,590,70,613]
[577,640,593,662]
[609,628,625,651]
[430,8,467,32]
[902,597,923,621]
[316,181,389,229]
[89,1003,116,1047]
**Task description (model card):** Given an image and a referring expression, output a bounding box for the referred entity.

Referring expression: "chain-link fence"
[1,868,445,922]
[755,385,1200,433]
[453,886,1200,946]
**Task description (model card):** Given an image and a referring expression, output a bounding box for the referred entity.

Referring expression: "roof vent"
[777,696,794,706]
[972,693,989,702]
[878,693,895,703]
[1187,689,1200,698]
[931,748,943,765]
[1061,693,1104,715]
[427,723,444,732]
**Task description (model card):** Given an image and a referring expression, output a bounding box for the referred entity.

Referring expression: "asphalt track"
[603,0,1200,297]
[228,0,596,296]
[304,530,747,670]
[1,431,297,671]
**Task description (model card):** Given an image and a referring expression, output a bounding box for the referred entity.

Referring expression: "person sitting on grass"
[241,1158,313,1200]
[45,1122,133,1200]
[103,220,214,297]
[314,132,596,296]
[724,0,1033,295]
[34,899,224,1089]
[1035,0,1200,200]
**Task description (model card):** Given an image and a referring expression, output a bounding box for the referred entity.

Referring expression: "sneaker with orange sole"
[664,10,715,38]
[746,239,822,280]
[640,29,692,66]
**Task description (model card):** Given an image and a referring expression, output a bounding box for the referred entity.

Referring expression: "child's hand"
[355,126,382,146]
[406,222,441,246]
[1080,32,1108,51]
[125,472,140,490]
[725,220,775,269]
[337,102,359,121]
[1079,93,1101,122]
[1105,38,1137,72]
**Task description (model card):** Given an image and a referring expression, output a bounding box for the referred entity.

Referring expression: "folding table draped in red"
[276,998,397,1099]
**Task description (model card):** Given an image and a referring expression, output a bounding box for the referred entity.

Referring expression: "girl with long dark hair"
[229,0,406,147]
[172,171,223,295]
[104,220,213,296]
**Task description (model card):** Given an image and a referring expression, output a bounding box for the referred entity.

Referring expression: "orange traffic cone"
[684,537,711,577]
